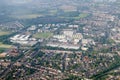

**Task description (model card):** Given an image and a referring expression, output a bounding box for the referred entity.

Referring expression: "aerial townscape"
[0,0,120,80]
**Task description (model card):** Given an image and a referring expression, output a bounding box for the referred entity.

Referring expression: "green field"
[33,32,53,39]
[0,42,12,49]
[0,31,11,36]
[49,10,58,15]
[78,13,89,18]
[60,13,89,20]
[10,14,43,19]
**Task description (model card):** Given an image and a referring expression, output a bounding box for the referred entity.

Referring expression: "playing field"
[10,14,43,19]
[60,13,89,20]
[0,42,12,49]
[0,31,11,36]
[78,13,89,18]
[33,32,53,39]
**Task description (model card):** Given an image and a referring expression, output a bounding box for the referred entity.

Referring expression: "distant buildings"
[110,27,120,43]
[62,29,74,37]
[0,21,24,32]
[27,25,37,33]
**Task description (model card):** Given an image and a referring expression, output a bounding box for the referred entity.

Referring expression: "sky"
[0,0,117,6]
[10,0,32,4]
[1,0,32,5]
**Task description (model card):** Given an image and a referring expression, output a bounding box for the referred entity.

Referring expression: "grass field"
[60,13,89,20]
[33,32,53,39]
[49,10,57,14]
[10,14,43,19]
[78,13,89,18]
[0,31,11,36]
[0,42,12,49]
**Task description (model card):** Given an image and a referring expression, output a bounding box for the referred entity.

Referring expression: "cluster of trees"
[0,48,4,53]
[41,46,79,51]
[64,74,82,80]
[91,56,120,80]
[57,11,80,17]
[0,31,18,45]
[23,16,72,25]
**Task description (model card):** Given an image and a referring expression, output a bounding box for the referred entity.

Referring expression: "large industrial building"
[46,42,80,50]
[10,34,37,46]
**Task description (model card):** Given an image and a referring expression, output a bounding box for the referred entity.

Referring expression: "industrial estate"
[0,0,120,80]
